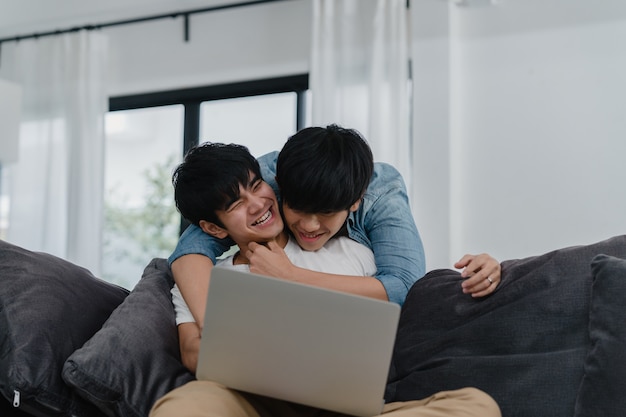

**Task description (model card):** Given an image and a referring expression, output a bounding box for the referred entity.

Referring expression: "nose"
[248,194,265,212]
[299,214,320,232]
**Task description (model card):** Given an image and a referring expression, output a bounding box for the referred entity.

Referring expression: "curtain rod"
[0,0,295,44]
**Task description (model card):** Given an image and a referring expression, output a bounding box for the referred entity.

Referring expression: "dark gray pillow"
[0,239,128,417]
[573,254,626,417]
[386,234,626,417]
[62,258,195,417]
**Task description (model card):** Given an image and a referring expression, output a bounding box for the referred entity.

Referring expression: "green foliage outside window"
[103,155,179,288]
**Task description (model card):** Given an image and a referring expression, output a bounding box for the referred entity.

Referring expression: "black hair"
[276,124,374,213]
[172,142,262,227]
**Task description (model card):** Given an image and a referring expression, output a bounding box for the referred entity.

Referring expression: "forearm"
[171,254,213,328]
[287,266,388,301]
[178,322,201,374]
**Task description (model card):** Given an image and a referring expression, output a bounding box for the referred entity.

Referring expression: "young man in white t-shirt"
[153,139,501,417]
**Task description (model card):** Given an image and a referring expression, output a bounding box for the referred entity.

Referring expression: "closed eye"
[226,200,242,212]
[251,178,263,191]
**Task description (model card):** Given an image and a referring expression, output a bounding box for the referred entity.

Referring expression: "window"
[103,105,183,288]
[103,75,308,288]
[200,92,297,157]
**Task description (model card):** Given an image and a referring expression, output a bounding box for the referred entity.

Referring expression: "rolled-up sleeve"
[168,224,233,266]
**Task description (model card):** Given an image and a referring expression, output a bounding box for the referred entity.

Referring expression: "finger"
[489,268,502,284]
[462,276,481,293]
[460,255,490,278]
[466,255,498,279]
[471,275,500,297]
[464,260,483,278]
[471,282,496,297]
[266,240,280,250]
[463,270,495,291]
[471,288,492,298]
[454,254,473,270]
[461,266,488,287]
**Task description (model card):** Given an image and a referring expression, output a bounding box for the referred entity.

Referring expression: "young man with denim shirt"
[169,125,501,329]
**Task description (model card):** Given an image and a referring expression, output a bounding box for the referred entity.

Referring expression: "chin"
[298,240,324,252]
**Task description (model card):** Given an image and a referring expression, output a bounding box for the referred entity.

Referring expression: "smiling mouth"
[252,209,272,226]
[299,231,323,240]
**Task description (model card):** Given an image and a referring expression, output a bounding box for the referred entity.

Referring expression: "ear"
[199,220,229,239]
[349,198,361,213]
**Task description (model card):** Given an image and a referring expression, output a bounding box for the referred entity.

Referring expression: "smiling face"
[281,200,360,251]
[199,172,284,250]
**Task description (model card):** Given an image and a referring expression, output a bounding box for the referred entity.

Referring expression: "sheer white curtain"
[310,0,412,191]
[0,31,108,274]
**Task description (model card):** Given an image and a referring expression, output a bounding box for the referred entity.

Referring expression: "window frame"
[107,74,309,234]
[109,74,309,156]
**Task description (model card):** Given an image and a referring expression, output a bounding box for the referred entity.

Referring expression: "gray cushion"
[0,239,128,417]
[62,258,195,417]
[386,235,626,417]
[573,254,626,417]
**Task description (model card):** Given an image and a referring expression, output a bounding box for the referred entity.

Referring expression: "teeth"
[253,210,272,226]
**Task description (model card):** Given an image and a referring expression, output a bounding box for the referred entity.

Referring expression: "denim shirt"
[169,151,426,306]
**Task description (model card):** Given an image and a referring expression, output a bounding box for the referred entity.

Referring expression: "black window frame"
[109,74,309,156]
[107,73,309,234]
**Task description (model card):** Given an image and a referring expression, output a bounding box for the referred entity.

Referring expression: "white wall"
[410,0,453,271]
[105,0,311,96]
[98,0,626,269]
[412,0,626,269]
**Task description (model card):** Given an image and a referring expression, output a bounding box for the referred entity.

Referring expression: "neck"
[233,231,289,265]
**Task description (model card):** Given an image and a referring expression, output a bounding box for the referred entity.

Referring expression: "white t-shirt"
[171,235,376,325]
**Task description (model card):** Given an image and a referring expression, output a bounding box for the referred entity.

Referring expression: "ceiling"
[0,0,254,39]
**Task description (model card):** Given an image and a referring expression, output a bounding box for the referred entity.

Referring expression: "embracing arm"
[282,268,387,300]
[246,161,499,303]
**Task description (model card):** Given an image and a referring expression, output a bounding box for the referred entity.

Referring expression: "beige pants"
[150,380,501,417]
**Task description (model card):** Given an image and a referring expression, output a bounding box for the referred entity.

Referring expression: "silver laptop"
[196,267,401,417]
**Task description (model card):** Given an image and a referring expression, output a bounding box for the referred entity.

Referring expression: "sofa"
[1,235,625,417]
